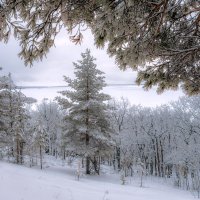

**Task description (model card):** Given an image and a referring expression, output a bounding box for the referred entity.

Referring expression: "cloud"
[0,29,136,85]
[0,28,184,106]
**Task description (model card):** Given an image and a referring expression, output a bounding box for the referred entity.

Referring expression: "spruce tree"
[57,49,114,174]
[0,73,36,163]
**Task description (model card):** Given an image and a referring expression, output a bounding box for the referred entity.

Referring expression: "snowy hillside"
[0,160,194,200]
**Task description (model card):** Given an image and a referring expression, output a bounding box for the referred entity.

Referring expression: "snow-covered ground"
[0,160,195,200]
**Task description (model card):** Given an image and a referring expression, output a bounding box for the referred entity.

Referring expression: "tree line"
[1,50,200,194]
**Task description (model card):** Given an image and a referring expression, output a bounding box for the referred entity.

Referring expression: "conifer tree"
[1,0,200,95]
[0,73,36,163]
[57,49,114,174]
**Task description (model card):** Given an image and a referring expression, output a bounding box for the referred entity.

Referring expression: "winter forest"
[1,1,200,200]
[0,49,200,199]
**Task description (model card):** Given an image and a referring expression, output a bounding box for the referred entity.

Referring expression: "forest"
[0,1,199,198]
[1,50,200,198]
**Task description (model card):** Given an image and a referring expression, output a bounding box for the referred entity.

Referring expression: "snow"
[0,160,195,200]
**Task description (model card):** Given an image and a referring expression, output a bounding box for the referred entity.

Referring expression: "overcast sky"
[0,29,184,107]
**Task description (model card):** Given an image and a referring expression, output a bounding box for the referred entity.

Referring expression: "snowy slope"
[0,161,195,200]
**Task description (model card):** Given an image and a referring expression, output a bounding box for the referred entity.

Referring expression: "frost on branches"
[57,49,114,174]
[0,73,36,163]
[1,0,200,95]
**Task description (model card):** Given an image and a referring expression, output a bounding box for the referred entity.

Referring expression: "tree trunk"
[40,145,43,170]
[63,149,66,160]
[160,140,164,177]
[93,156,100,175]
[86,156,90,174]
[155,138,161,176]
[85,133,90,174]
[19,142,23,164]
[116,146,121,171]
[16,136,19,164]
[85,75,90,175]
[113,153,116,170]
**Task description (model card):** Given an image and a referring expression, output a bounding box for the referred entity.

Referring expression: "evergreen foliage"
[57,49,114,174]
[0,73,36,163]
[1,0,200,94]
